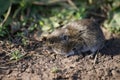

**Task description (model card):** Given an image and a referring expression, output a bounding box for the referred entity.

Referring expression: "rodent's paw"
[66,50,75,57]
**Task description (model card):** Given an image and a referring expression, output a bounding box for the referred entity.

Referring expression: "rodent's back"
[63,19,105,49]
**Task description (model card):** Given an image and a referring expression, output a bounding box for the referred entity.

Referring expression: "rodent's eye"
[60,35,68,41]
[63,35,68,40]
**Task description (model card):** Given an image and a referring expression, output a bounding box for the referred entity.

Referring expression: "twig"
[93,53,98,65]
[0,3,12,27]
[33,0,78,10]
[67,0,78,10]
[32,0,68,5]
[2,49,10,55]
[89,12,106,18]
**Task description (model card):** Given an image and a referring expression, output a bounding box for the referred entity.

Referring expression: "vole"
[42,19,105,57]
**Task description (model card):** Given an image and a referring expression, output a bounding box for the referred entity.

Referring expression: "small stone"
[0,75,3,80]
[26,67,33,73]
[5,69,12,75]
[96,69,104,77]
[112,70,120,77]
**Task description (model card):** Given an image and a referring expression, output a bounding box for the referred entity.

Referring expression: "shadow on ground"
[100,37,120,56]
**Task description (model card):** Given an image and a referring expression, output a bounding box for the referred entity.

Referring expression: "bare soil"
[0,28,120,80]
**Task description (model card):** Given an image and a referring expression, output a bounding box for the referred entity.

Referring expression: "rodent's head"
[46,37,84,55]
[45,36,70,55]
[51,42,69,55]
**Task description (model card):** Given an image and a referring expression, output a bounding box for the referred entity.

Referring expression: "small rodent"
[43,19,105,57]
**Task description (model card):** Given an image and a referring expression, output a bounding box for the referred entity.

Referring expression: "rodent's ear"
[40,32,49,41]
[40,36,48,42]
[42,37,47,41]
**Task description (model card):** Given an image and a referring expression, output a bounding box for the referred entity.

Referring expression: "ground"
[0,27,120,80]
